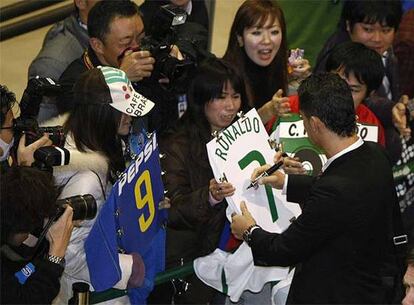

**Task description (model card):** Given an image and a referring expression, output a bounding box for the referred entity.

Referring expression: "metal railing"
[90,262,195,304]
[0,0,73,42]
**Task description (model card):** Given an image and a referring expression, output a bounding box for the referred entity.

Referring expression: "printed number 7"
[135,170,155,232]
[238,150,278,222]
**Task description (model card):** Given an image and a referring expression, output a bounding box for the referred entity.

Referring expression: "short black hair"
[188,58,249,112]
[298,72,357,137]
[326,41,384,97]
[185,57,250,136]
[88,0,141,42]
[342,0,403,31]
[1,167,57,244]
[0,84,16,126]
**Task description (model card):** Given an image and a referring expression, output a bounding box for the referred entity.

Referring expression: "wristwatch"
[46,254,66,267]
[242,224,260,246]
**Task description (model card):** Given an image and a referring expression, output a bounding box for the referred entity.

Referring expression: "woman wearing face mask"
[223,0,311,125]
[43,67,146,304]
[148,58,249,305]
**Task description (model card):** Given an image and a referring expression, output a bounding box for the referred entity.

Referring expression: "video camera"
[118,4,195,93]
[20,77,61,119]
[142,4,193,85]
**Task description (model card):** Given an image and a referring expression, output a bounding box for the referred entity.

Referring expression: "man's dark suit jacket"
[250,141,399,304]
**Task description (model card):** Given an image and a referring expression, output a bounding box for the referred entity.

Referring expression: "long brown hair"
[223,0,288,108]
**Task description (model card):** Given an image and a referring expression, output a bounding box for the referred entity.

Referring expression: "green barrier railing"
[90,262,194,304]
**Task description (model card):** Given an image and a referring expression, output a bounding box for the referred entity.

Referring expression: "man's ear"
[90,37,104,55]
[310,116,324,132]
[237,35,244,47]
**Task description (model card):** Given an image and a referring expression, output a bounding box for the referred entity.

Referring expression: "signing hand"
[251,162,285,189]
[274,151,306,175]
[209,178,236,203]
[231,201,257,240]
[120,50,155,82]
[17,133,52,166]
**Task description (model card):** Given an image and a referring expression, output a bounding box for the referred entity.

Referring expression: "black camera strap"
[27,216,58,261]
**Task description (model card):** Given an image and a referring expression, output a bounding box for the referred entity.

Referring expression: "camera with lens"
[20,76,61,119]
[32,145,70,172]
[120,4,195,92]
[12,116,65,147]
[53,194,97,222]
[12,78,65,159]
[26,194,97,262]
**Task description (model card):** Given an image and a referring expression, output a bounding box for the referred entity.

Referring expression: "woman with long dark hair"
[223,0,311,124]
[148,58,249,304]
[45,67,145,304]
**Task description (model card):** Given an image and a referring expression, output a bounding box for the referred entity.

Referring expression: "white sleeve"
[58,171,108,281]
[113,254,133,289]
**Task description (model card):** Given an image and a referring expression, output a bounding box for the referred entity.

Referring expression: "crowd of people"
[1,0,413,304]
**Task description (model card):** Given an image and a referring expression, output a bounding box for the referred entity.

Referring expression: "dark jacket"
[57,47,98,115]
[148,125,226,304]
[1,247,64,304]
[159,126,227,268]
[250,142,402,304]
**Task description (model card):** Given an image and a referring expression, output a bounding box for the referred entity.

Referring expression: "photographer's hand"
[158,45,185,85]
[169,45,184,60]
[17,133,52,166]
[47,206,74,258]
[120,50,155,82]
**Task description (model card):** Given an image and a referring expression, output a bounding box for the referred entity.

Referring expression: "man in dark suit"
[231,72,404,304]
